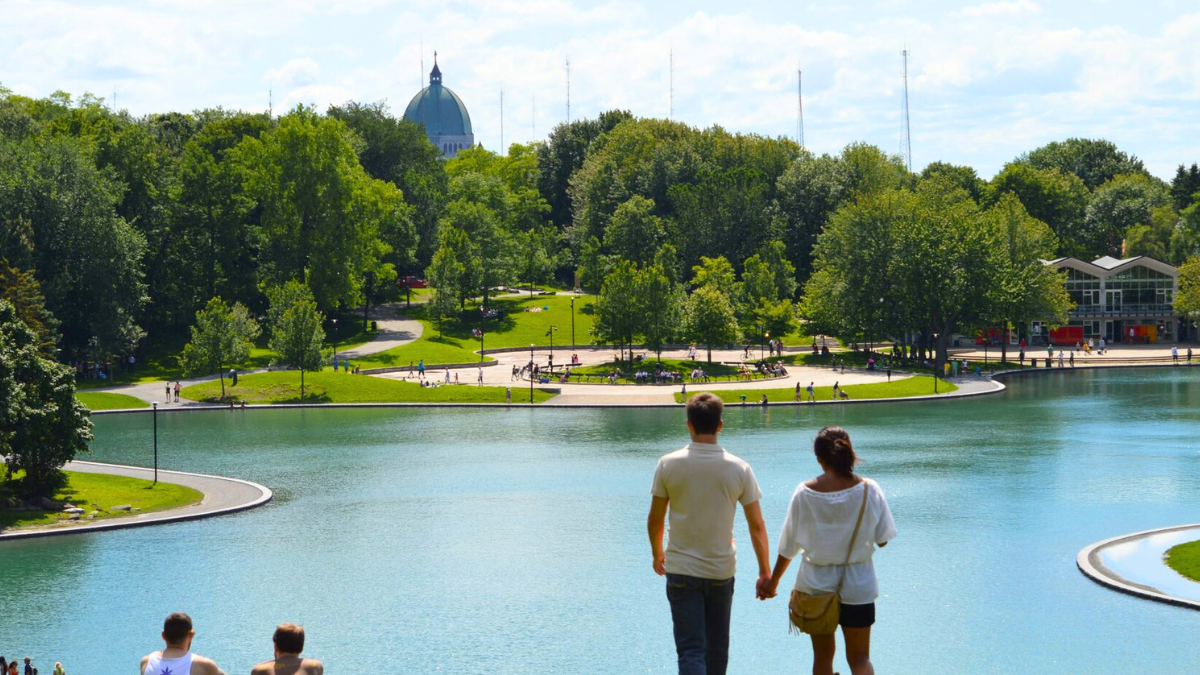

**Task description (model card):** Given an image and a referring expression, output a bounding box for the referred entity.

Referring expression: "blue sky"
[2,0,1198,178]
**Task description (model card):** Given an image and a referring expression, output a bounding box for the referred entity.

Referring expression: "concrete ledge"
[1077,524,1200,611]
[0,461,272,542]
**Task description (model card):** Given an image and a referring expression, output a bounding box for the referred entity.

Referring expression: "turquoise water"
[3,369,1200,673]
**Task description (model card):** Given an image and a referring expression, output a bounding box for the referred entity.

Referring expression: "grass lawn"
[180,370,556,404]
[673,375,957,403]
[1165,540,1200,582]
[573,359,747,383]
[0,465,202,531]
[76,392,149,410]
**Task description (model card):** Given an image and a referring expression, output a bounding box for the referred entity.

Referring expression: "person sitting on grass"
[251,623,323,675]
[140,612,224,675]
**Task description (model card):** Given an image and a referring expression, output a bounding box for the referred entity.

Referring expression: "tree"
[593,261,641,360]
[742,241,798,303]
[0,301,92,497]
[328,101,447,269]
[269,298,326,400]
[537,110,634,231]
[987,163,1089,256]
[1175,256,1200,318]
[426,239,466,337]
[986,194,1074,362]
[236,106,400,312]
[774,153,844,282]
[1023,138,1148,191]
[180,298,260,400]
[0,135,146,357]
[604,196,665,266]
[577,236,609,293]
[921,162,985,202]
[1084,174,1170,258]
[265,280,315,338]
[1170,163,1200,212]
[1125,206,1178,263]
[683,285,740,363]
[637,264,683,360]
[0,258,58,355]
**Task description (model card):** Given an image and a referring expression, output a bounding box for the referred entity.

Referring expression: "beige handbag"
[788,482,869,635]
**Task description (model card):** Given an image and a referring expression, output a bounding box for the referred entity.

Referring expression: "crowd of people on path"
[140,614,323,675]
[649,394,895,675]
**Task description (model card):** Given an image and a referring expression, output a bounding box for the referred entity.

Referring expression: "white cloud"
[955,0,1041,18]
[265,58,321,88]
[2,1,1199,177]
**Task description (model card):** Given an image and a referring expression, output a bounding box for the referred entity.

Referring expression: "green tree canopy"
[1084,173,1170,258]
[180,297,261,399]
[987,163,1089,256]
[1023,138,1148,191]
[269,297,326,400]
[683,284,741,363]
[0,300,92,497]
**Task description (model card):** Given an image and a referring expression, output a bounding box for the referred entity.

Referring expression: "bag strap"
[835,481,870,593]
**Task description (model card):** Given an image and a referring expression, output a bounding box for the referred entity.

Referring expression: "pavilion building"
[1040,255,1182,344]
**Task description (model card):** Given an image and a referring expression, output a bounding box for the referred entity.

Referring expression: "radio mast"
[900,48,912,172]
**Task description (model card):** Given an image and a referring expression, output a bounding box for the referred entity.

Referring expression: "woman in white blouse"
[764,426,896,675]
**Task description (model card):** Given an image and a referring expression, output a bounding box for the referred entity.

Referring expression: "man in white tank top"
[140,613,223,675]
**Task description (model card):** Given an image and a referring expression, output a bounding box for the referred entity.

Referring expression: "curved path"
[337,302,423,359]
[0,460,272,541]
[1077,524,1200,610]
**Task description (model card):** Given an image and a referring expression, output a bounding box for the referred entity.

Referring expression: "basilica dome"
[402,54,474,157]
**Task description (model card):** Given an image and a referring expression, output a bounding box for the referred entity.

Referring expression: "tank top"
[144,652,193,675]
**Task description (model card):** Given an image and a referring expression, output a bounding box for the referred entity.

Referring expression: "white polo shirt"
[651,442,763,580]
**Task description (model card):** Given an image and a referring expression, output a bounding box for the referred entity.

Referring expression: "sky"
[2,0,1199,179]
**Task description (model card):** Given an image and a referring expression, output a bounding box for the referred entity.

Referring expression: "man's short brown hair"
[273,623,305,654]
[686,392,723,434]
[162,613,193,645]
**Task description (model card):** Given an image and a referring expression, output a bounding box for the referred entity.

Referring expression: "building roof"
[1044,255,1178,277]
[402,56,473,137]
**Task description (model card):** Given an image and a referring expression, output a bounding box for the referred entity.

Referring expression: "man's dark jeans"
[665,573,735,675]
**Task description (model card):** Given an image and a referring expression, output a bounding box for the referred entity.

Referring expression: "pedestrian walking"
[174,381,181,402]
[1069,352,1075,368]
[761,426,896,675]
[506,387,512,405]
[807,382,816,403]
[795,382,802,402]
[165,383,171,402]
[478,366,484,385]
[1172,345,1179,364]
[647,393,770,675]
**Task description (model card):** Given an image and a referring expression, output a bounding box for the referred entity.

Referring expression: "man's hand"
[755,574,776,600]
[647,496,669,577]
[653,553,666,576]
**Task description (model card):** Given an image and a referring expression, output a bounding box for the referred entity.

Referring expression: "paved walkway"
[1078,524,1200,610]
[338,303,423,359]
[0,461,272,541]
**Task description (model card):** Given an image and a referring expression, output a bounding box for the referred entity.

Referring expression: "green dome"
[403,61,473,137]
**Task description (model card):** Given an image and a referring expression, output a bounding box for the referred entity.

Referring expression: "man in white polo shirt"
[647,392,771,675]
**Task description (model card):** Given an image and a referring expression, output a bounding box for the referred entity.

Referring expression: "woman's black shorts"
[839,602,875,628]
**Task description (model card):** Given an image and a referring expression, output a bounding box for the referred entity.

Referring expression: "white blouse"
[776,478,897,605]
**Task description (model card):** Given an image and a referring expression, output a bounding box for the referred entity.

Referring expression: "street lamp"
[759,323,765,360]
[331,318,339,361]
[529,343,536,403]
[478,326,485,363]
[151,401,159,485]
[547,325,558,371]
[570,296,576,350]
[932,332,940,394]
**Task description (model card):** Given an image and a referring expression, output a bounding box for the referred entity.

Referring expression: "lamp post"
[529,343,535,403]
[759,323,765,360]
[151,401,159,485]
[331,318,339,361]
[570,296,576,350]
[478,326,485,363]
[548,325,558,371]
[932,332,940,394]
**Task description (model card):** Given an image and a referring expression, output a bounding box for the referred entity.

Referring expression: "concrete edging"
[0,461,273,542]
[1076,523,1200,611]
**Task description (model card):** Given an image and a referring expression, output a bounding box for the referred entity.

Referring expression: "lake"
[3,368,1200,673]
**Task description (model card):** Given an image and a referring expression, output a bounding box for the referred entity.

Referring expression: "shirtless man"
[251,623,323,675]
[140,613,223,675]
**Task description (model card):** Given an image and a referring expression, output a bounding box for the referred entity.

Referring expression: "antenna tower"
[500,89,505,156]
[269,89,273,117]
[669,47,674,119]
[797,67,805,148]
[566,54,571,123]
[532,91,536,140]
[900,48,912,172]
[420,37,424,88]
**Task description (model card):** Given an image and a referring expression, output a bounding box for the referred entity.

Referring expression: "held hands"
[755,574,777,600]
